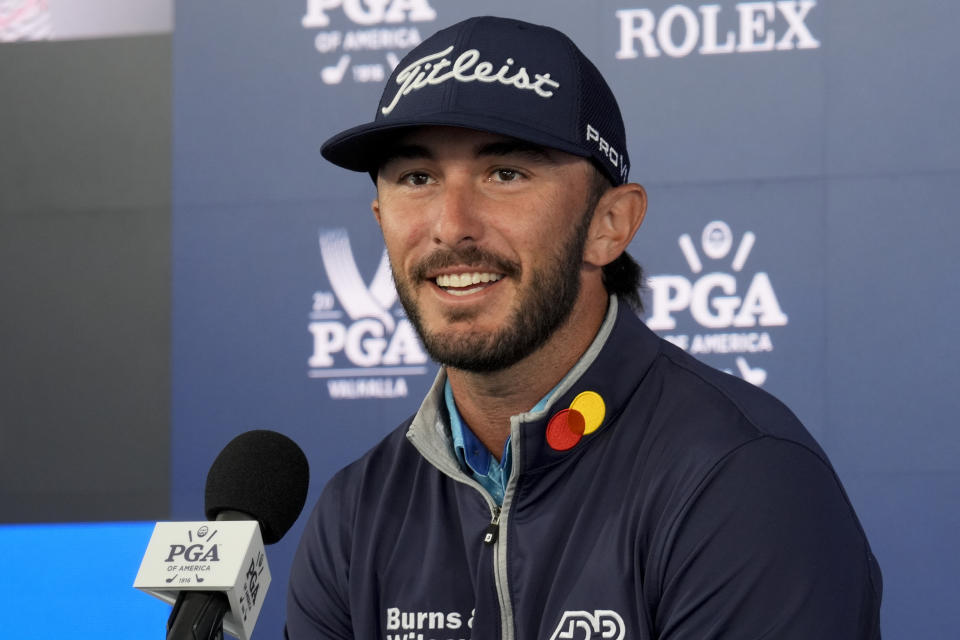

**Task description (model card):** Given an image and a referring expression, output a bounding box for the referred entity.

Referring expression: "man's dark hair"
[588,167,644,311]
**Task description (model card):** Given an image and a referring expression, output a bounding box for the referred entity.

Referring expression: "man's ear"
[583,183,647,267]
[371,197,382,226]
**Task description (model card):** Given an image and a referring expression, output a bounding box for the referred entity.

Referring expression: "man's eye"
[401,171,430,187]
[492,168,521,182]
[402,172,432,186]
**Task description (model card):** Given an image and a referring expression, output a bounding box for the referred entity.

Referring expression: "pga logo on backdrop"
[645,220,789,386]
[301,0,438,85]
[307,229,429,399]
[302,0,436,28]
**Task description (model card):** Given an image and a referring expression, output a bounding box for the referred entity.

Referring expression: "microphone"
[135,430,309,640]
[204,429,310,546]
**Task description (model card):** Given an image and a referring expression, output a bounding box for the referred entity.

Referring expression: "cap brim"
[321,111,593,173]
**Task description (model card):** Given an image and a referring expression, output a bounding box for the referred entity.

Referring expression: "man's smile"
[434,272,505,296]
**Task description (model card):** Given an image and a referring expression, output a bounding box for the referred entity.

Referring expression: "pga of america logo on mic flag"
[134,521,271,640]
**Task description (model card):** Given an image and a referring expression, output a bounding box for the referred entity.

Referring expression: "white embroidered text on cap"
[381,46,561,116]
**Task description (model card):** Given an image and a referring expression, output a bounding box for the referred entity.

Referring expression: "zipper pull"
[483,508,501,545]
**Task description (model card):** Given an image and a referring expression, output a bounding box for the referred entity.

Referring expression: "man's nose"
[431,181,484,247]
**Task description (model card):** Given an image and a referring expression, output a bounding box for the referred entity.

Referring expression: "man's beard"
[392,206,593,373]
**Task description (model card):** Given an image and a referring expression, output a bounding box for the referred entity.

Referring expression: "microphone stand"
[167,590,231,640]
[167,510,250,639]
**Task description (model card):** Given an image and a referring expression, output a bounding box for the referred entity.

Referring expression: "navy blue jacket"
[287,298,882,639]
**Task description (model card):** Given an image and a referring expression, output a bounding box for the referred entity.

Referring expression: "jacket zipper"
[490,499,513,640]
[465,482,514,639]
[406,418,517,640]
[483,506,501,545]
[494,429,519,640]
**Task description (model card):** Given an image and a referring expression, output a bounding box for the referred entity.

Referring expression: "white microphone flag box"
[134,521,271,640]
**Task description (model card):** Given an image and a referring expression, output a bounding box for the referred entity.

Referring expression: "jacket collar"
[406,296,663,475]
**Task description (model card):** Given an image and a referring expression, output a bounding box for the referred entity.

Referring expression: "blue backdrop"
[169,1,959,637]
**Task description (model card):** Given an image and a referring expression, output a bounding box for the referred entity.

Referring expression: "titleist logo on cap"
[381,45,561,116]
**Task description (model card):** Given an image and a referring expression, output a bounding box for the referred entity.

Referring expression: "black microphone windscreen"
[204,429,310,544]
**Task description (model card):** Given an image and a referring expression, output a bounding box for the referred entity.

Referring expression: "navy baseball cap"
[321,16,631,186]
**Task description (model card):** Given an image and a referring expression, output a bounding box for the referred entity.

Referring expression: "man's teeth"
[435,272,503,289]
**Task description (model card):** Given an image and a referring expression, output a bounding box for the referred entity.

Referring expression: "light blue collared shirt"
[445,378,562,505]
[442,297,619,506]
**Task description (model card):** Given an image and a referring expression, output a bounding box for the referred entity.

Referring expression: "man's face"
[373,127,599,372]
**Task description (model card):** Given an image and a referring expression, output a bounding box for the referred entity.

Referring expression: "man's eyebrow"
[377,139,553,169]
[380,143,434,165]
[476,140,553,162]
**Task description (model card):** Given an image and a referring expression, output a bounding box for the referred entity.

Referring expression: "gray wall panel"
[0,35,171,523]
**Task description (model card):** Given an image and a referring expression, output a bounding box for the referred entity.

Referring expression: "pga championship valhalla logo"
[308,229,429,399]
[301,0,438,85]
[646,220,788,386]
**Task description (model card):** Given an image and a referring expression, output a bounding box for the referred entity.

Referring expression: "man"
[287,16,882,639]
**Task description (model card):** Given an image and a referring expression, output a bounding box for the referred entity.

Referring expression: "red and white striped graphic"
[0,0,52,42]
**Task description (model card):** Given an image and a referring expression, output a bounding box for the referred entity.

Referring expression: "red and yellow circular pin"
[546,391,606,451]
